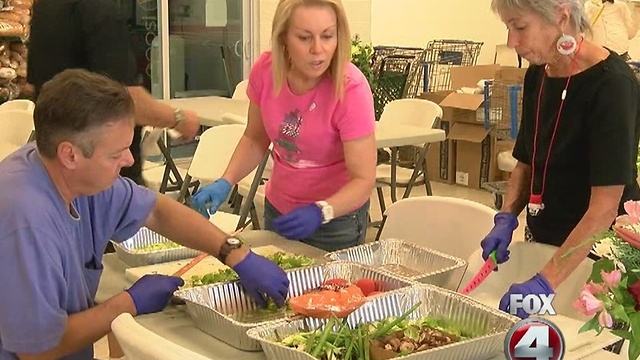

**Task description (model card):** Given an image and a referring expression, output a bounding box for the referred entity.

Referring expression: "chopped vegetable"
[186,252,315,287]
[131,241,182,253]
[355,278,376,296]
[278,301,475,360]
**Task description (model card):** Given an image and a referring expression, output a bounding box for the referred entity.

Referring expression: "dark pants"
[264,198,369,252]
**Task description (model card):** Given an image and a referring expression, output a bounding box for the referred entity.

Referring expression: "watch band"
[171,109,185,129]
[217,236,243,264]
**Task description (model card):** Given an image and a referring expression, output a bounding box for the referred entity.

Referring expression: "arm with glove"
[190,102,270,218]
[478,161,554,319]
[147,194,290,309]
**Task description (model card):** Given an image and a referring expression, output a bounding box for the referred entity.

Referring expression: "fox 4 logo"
[509,294,557,316]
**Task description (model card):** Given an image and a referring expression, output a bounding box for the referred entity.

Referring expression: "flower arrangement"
[350,34,376,91]
[574,200,640,359]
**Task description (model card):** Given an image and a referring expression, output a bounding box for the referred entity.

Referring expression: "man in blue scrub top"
[0,69,290,360]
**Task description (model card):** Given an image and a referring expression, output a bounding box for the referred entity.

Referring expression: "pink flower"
[616,201,640,225]
[601,269,622,288]
[613,225,640,250]
[585,281,608,295]
[573,289,604,316]
[598,309,614,328]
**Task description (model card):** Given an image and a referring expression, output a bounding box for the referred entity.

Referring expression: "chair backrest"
[232,80,249,100]
[461,242,593,321]
[378,196,497,261]
[378,98,443,129]
[0,99,35,113]
[0,109,35,146]
[188,124,246,183]
[111,313,211,360]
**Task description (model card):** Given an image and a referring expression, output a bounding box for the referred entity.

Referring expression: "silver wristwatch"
[171,109,185,129]
[315,200,334,224]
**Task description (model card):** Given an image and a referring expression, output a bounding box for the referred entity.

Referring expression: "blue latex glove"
[499,273,555,319]
[480,212,519,265]
[125,274,184,315]
[271,204,322,240]
[190,179,232,218]
[233,251,290,308]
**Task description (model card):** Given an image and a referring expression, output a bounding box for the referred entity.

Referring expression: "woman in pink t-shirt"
[191,0,376,251]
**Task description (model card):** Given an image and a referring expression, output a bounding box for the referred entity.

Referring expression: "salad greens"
[187,252,315,287]
[131,241,182,253]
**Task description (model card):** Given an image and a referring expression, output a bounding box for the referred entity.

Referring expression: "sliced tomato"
[355,278,377,296]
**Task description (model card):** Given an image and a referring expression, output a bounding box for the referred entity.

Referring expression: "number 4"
[514,325,553,360]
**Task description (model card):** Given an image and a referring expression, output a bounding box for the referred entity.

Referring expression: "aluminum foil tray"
[324,238,468,290]
[174,261,414,351]
[247,284,518,360]
[111,227,200,267]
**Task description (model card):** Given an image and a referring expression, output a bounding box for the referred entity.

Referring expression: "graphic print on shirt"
[275,109,303,163]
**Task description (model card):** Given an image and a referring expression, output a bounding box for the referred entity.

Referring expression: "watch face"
[227,237,241,246]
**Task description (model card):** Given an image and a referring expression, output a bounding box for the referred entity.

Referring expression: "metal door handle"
[234,40,242,57]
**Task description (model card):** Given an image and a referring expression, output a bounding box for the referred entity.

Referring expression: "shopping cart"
[414,39,484,94]
[480,80,523,210]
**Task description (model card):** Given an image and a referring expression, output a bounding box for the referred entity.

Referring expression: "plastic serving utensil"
[459,250,498,295]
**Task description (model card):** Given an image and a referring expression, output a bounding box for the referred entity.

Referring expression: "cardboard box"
[448,122,498,189]
[421,92,455,184]
[438,65,527,125]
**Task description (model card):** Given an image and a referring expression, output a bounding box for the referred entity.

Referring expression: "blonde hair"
[271,0,351,100]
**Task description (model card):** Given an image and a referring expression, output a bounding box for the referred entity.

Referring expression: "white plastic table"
[161,96,250,127]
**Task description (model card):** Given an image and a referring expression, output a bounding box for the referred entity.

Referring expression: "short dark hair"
[34,68,134,158]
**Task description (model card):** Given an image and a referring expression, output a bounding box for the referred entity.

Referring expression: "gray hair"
[491,0,591,34]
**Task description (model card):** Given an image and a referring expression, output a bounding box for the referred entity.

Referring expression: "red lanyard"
[528,40,583,216]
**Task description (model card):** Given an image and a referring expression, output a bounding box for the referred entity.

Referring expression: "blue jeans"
[264,198,369,252]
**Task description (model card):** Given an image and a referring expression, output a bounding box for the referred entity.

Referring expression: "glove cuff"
[534,272,555,292]
[231,250,255,272]
[494,212,518,230]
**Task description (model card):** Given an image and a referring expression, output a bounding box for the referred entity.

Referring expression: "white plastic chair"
[111,313,211,360]
[0,109,35,146]
[176,124,256,230]
[140,126,189,194]
[0,99,35,113]
[461,242,594,322]
[376,195,497,260]
[231,80,249,100]
[375,99,443,214]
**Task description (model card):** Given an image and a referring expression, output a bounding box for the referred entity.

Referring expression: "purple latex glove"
[271,204,323,240]
[125,274,184,315]
[233,251,290,308]
[480,212,518,265]
[499,273,555,319]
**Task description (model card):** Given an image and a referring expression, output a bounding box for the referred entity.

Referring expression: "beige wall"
[257,0,372,53]
[370,0,508,65]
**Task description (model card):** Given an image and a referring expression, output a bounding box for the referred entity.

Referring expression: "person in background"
[190,0,376,252]
[0,69,289,360]
[585,0,638,60]
[481,0,640,319]
[27,0,201,186]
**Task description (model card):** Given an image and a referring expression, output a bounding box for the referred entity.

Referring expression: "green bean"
[372,301,422,338]
[311,317,335,358]
[364,327,370,360]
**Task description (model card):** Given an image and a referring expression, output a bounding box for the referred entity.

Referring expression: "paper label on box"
[456,171,469,186]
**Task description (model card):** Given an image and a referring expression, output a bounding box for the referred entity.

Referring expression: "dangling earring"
[556,33,577,55]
